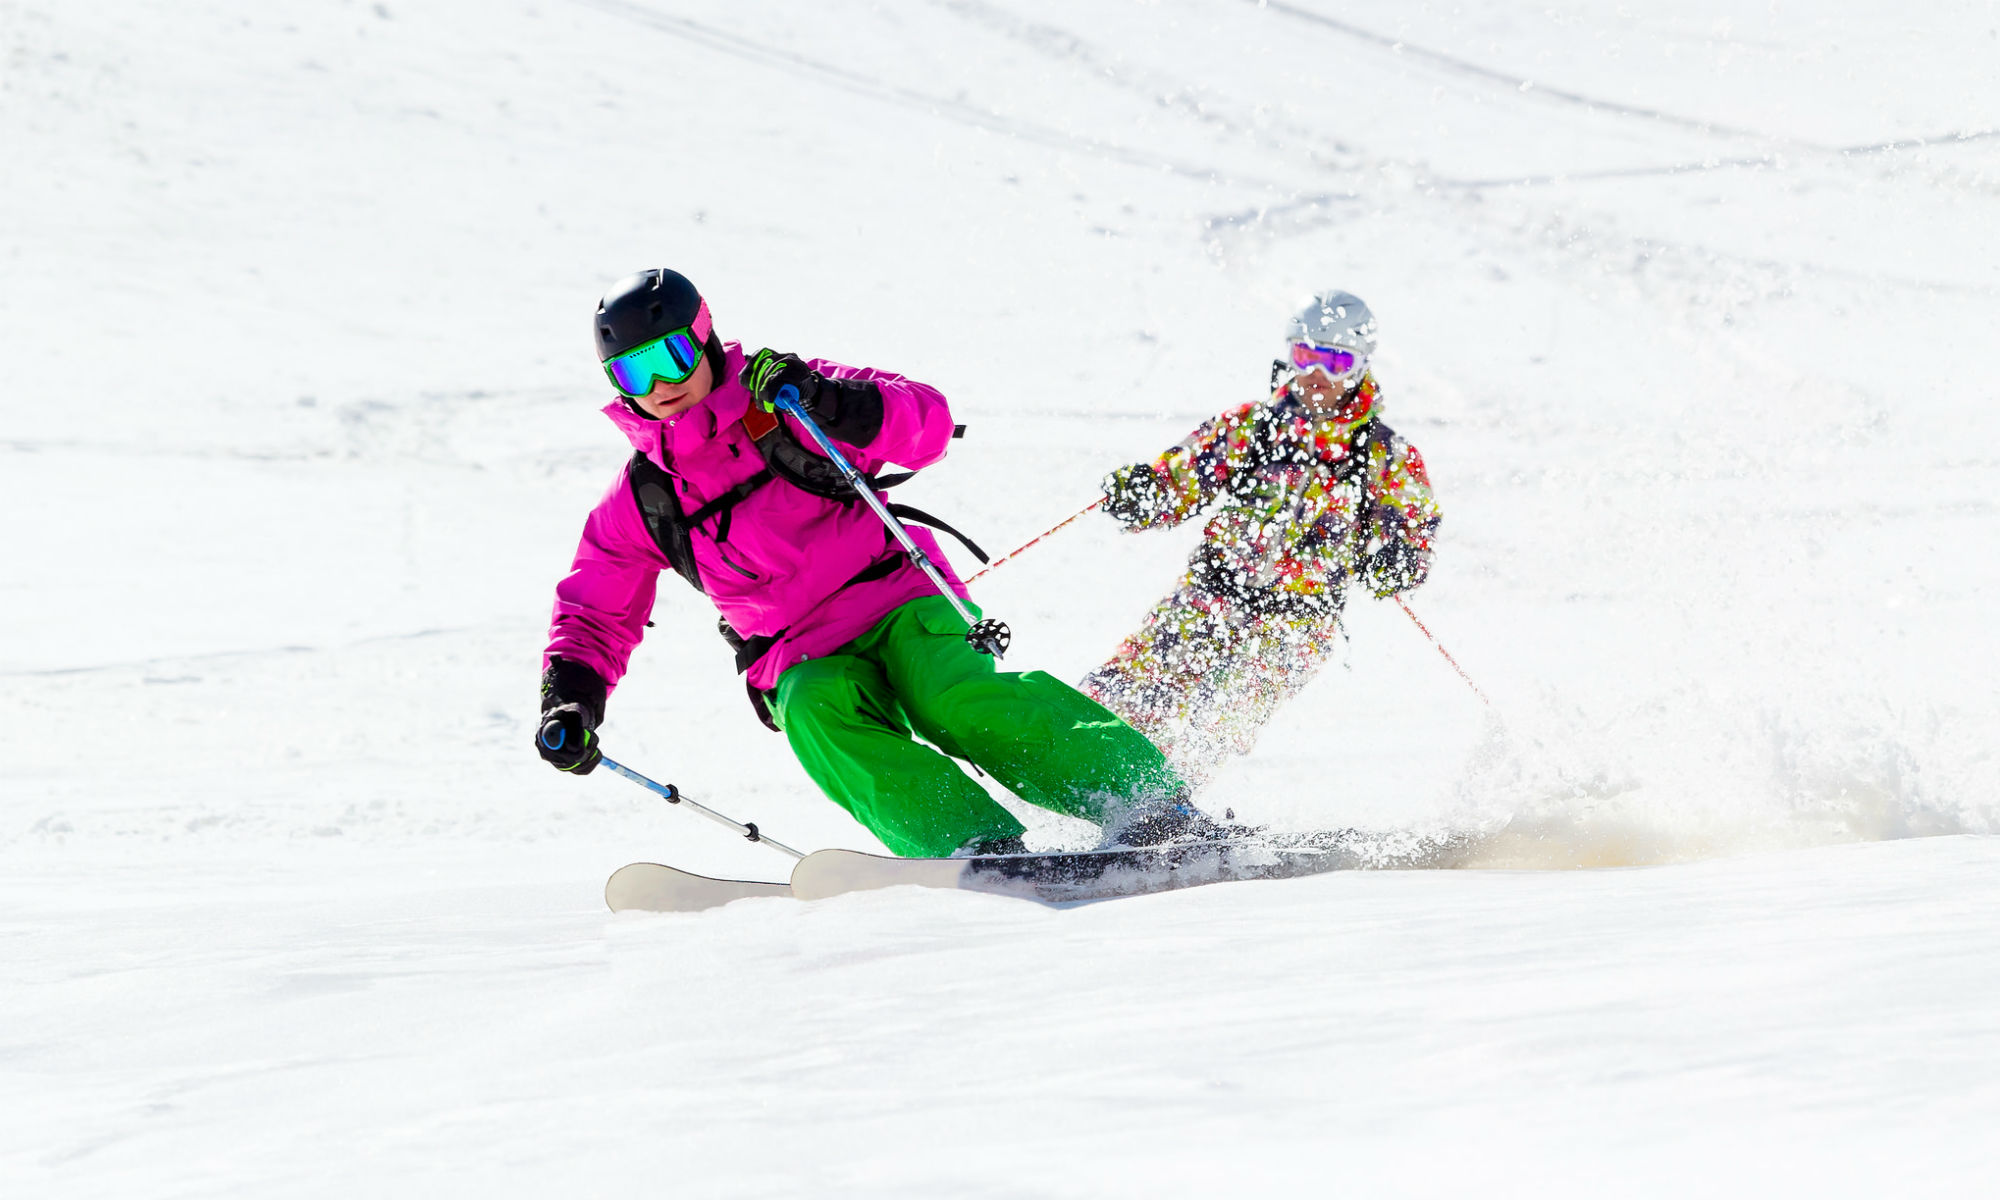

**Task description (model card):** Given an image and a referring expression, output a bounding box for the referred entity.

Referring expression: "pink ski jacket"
[543,342,968,695]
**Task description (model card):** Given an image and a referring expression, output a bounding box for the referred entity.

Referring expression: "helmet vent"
[595,267,704,358]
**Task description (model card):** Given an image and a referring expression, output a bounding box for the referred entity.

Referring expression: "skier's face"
[631,354,716,420]
[1293,366,1349,413]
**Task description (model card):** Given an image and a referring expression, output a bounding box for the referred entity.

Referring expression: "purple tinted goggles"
[1289,341,1360,377]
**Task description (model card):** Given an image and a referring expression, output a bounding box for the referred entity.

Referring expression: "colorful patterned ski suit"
[1081,374,1440,787]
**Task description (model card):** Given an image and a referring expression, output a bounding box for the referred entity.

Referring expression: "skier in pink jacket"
[538,269,1195,857]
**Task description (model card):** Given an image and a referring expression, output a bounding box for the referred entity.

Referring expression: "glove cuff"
[540,657,608,728]
[815,377,884,446]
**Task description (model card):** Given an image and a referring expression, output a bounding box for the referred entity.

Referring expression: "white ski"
[611,830,1470,911]
[789,833,1377,905]
[604,862,793,912]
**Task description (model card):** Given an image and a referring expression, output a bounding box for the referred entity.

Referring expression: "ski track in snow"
[3,0,1998,1195]
[577,0,1303,191]
[1264,0,1798,143]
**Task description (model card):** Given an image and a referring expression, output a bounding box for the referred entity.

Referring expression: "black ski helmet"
[593,268,722,367]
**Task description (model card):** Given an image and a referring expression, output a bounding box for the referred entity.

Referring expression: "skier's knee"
[912,669,1075,745]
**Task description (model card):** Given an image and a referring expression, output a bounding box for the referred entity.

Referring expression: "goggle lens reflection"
[1289,341,1359,376]
[604,328,704,397]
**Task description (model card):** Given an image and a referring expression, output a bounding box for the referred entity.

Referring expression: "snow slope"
[4,1,1997,1195]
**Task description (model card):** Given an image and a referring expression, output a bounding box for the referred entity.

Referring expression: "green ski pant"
[772,596,1184,858]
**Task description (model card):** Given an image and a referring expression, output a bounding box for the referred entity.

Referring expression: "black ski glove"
[538,657,607,775]
[1100,465,1157,526]
[1359,538,1429,598]
[741,348,884,444]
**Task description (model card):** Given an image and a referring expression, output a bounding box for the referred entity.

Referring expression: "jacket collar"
[600,342,749,466]
[1274,371,1380,429]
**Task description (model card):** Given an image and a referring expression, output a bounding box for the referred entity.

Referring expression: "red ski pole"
[964,494,1492,712]
[965,497,1106,585]
[1394,595,1491,707]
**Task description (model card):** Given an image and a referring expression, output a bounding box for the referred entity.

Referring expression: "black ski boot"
[1104,795,1237,848]
[953,832,1029,858]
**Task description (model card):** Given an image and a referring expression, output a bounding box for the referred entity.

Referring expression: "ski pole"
[598,755,806,859]
[772,384,1011,657]
[541,724,805,860]
[1393,596,1491,708]
[964,497,1105,584]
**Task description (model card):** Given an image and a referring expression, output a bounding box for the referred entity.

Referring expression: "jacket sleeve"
[809,359,957,473]
[1103,402,1264,530]
[543,470,665,692]
[1356,425,1442,595]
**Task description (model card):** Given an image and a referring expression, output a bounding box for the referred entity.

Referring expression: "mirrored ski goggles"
[603,327,704,397]
[1289,341,1362,377]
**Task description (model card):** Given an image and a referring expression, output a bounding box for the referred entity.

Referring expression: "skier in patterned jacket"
[537,269,1191,858]
[1082,291,1441,787]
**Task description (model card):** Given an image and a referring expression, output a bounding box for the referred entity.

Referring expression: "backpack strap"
[684,469,774,547]
[627,451,704,593]
[738,408,965,499]
[684,470,772,527]
[884,503,990,564]
[736,407,986,562]
[740,404,869,500]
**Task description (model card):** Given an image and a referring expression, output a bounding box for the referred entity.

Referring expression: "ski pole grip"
[775,383,800,407]
[539,720,566,751]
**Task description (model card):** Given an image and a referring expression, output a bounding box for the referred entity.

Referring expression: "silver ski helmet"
[1282,290,1376,386]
